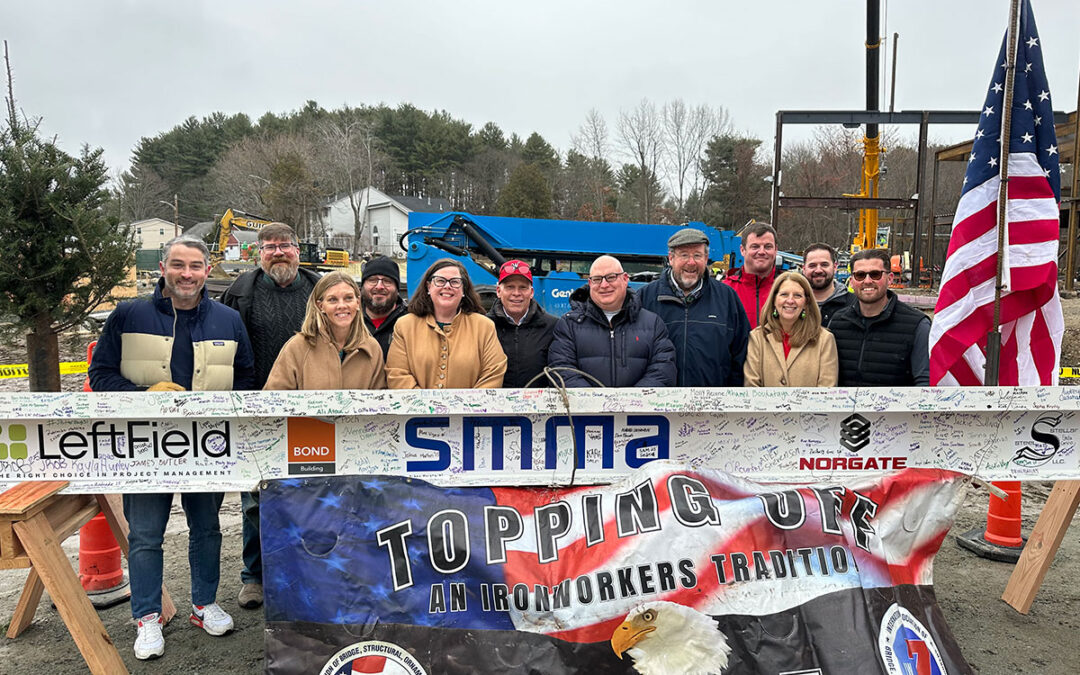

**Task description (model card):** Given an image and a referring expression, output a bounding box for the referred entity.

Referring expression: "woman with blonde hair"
[744,271,837,387]
[386,259,506,389]
[264,271,386,390]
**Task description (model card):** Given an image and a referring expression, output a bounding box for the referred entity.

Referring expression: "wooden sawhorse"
[1,482,177,674]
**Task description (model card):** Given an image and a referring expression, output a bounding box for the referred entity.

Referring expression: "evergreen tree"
[1,46,135,390]
[497,163,552,219]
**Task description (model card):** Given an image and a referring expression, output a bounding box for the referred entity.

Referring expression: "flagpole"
[985,0,1023,386]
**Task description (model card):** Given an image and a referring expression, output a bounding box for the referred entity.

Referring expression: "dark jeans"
[240,490,262,584]
[124,492,224,618]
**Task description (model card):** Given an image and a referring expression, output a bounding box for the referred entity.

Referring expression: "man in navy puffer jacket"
[547,255,676,387]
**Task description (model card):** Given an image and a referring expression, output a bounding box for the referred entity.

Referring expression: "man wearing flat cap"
[361,256,407,358]
[639,227,750,386]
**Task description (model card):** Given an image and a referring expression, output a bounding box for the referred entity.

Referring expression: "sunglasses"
[851,270,886,281]
[501,261,529,274]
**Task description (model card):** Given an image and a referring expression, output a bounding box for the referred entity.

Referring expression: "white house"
[131,218,179,250]
[319,187,452,259]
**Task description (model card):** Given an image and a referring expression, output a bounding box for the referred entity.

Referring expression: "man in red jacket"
[723,222,778,328]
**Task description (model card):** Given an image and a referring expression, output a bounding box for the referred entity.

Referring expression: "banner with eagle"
[262,464,972,674]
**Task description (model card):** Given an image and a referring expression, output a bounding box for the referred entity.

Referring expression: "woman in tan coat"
[386,260,507,389]
[264,271,386,390]
[744,271,838,387]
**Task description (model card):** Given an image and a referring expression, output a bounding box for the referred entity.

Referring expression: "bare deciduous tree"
[314,110,381,254]
[617,99,662,221]
[572,108,611,219]
[661,100,730,219]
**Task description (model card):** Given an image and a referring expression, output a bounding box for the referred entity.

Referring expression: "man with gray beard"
[220,222,320,610]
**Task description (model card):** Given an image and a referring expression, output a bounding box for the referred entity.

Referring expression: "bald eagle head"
[610,601,730,675]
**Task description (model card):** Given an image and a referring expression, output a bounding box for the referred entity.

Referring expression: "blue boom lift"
[402,212,743,315]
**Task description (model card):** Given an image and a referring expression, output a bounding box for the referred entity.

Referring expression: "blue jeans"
[240,490,262,584]
[124,492,224,618]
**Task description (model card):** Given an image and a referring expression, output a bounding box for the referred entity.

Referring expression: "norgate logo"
[0,420,233,461]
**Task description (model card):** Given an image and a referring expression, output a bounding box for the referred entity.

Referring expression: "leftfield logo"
[0,423,29,460]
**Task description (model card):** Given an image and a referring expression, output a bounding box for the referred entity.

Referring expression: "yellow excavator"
[208,209,272,277]
[208,208,350,277]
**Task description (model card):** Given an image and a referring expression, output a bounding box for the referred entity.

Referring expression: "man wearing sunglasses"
[548,255,676,387]
[826,249,931,386]
[220,222,320,610]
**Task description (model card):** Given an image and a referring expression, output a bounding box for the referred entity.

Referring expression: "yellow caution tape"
[0,361,88,379]
[3,361,1079,380]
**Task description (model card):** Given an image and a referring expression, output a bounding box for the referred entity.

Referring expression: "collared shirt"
[668,270,704,302]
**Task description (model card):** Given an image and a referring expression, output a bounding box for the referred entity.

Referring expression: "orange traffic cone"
[956,481,1026,562]
[78,513,130,607]
[78,341,129,606]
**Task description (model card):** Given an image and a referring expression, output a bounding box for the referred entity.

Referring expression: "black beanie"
[362,257,400,285]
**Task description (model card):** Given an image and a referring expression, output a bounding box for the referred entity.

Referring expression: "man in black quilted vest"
[827,249,931,386]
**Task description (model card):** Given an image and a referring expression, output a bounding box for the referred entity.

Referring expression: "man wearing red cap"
[486,259,557,387]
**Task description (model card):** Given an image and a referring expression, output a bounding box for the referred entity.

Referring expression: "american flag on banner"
[261,467,973,674]
[929,0,1063,386]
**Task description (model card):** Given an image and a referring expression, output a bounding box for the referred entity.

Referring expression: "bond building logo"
[840,414,871,452]
[0,423,29,460]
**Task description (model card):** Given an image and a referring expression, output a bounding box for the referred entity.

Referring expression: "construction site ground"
[1,299,1079,673]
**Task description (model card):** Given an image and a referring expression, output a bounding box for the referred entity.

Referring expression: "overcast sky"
[4,0,1078,175]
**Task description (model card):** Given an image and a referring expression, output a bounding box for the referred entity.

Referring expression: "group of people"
[86,219,931,660]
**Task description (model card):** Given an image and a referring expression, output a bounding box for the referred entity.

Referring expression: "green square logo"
[0,423,28,460]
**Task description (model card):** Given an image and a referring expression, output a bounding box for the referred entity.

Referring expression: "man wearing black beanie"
[361,256,407,357]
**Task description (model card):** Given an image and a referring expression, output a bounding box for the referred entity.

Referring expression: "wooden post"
[1002,481,1080,613]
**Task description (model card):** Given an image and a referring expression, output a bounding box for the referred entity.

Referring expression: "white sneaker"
[134,613,164,660]
[189,602,234,636]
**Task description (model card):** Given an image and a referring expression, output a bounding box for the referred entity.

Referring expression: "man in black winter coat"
[548,255,677,387]
[640,228,749,386]
[219,222,318,610]
[486,260,557,387]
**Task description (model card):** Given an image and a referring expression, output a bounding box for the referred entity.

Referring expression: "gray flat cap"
[667,228,710,248]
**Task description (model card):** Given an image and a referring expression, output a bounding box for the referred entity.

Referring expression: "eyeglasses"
[261,243,296,253]
[363,276,395,288]
[851,269,886,281]
[430,277,464,289]
[588,273,625,286]
[674,251,706,262]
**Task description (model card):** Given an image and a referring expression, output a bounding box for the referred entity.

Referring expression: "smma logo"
[0,423,29,460]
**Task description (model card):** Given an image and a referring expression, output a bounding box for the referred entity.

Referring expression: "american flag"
[929,0,1063,386]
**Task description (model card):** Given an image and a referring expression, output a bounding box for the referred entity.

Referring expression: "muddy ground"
[1,302,1080,673]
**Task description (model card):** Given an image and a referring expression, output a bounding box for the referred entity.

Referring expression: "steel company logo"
[319,640,426,675]
[1013,413,1063,467]
[0,423,29,460]
[839,413,871,452]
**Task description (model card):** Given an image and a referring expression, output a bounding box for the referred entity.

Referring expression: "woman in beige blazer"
[744,271,838,387]
[264,271,386,391]
[386,259,507,390]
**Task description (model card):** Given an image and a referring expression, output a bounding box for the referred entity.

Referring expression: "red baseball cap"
[498,259,533,283]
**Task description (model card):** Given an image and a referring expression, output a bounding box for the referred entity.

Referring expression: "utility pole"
[172,194,179,237]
